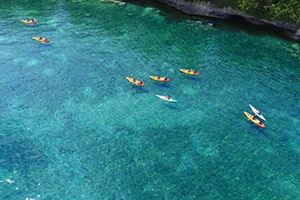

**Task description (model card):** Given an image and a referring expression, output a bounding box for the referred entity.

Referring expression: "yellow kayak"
[149,76,170,82]
[126,77,145,86]
[244,111,265,128]
[21,19,37,24]
[179,69,200,76]
[32,37,50,43]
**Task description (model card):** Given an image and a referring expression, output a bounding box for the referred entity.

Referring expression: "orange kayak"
[32,37,49,43]
[179,69,200,76]
[149,76,170,82]
[244,111,265,128]
[21,19,37,24]
[126,77,145,86]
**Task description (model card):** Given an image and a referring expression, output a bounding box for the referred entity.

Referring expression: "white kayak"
[249,104,266,121]
[156,95,177,103]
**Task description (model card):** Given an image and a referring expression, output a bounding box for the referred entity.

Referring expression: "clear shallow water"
[0,0,300,199]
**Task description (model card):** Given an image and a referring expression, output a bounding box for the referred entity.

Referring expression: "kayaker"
[139,81,143,85]
[157,76,160,79]
[166,96,171,100]
[257,110,261,115]
[133,78,136,82]
[252,115,256,120]
[258,121,263,125]
[164,77,168,81]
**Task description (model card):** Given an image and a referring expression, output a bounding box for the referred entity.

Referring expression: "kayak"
[149,76,170,82]
[249,104,266,121]
[179,69,200,76]
[244,111,265,128]
[21,20,37,24]
[156,95,177,103]
[126,77,144,86]
[32,37,49,43]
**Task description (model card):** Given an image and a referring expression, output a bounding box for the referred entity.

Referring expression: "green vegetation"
[184,0,300,27]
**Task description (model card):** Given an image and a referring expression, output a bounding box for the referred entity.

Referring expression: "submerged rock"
[84,13,92,17]
[72,0,84,3]
[100,0,126,6]
[292,43,299,51]
[283,43,300,61]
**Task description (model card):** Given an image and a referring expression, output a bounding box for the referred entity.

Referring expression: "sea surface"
[0,0,300,199]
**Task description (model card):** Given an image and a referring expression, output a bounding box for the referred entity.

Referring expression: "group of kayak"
[22,17,265,129]
[244,104,266,128]
[21,18,50,43]
[126,69,199,102]
[127,70,267,128]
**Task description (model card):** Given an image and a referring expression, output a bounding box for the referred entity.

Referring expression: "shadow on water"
[182,76,202,83]
[130,85,148,94]
[153,82,171,88]
[245,121,267,136]
[37,43,52,49]
[163,102,178,110]
[127,0,296,42]
[256,126,267,136]
[218,15,297,42]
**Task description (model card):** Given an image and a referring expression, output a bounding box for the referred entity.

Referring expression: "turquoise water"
[1,0,300,199]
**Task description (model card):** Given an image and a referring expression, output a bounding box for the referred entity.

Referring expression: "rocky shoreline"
[156,0,300,41]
